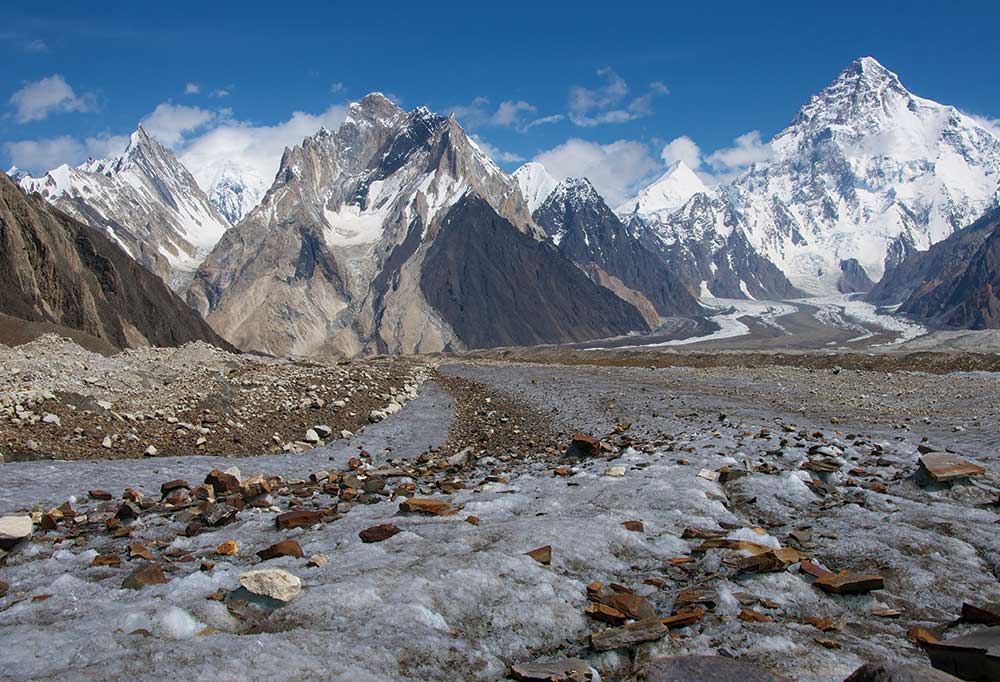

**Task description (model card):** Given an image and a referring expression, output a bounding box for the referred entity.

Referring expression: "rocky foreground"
[1,341,999,681]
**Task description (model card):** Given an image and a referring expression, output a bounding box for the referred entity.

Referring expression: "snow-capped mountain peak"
[16,126,230,289]
[616,161,709,220]
[512,162,559,213]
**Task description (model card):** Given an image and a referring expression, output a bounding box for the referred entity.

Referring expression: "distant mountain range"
[7,56,1000,353]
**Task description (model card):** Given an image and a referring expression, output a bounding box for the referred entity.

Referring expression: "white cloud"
[330,82,345,94]
[185,82,201,95]
[568,68,667,127]
[660,136,702,169]
[534,138,658,205]
[9,75,97,123]
[470,135,524,164]
[141,103,218,146]
[4,133,130,174]
[524,114,564,129]
[966,112,1000,140]
[704,130,773,181]
[449,97,539,130]
[177,104,350,193]
[210,88,231,98]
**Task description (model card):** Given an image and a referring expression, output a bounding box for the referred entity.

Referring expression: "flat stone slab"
[511,658,594,681]
[919,453,985,483]
[926,627,1000,681]
[844,662,963,681]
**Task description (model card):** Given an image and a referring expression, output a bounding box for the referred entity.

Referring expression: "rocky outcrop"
[420,193,648,348]
[532,177,700,322]
[0,171,233,351]
[838,258,875,293]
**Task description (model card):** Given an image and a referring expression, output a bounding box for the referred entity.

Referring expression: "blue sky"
[3,0,999,204]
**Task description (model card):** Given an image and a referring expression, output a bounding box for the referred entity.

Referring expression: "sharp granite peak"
[513,162,559,214]
[187,92,649,356]
[17,125,230,290]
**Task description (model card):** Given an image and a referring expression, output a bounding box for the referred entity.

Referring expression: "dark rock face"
[838,258,875,293]
[868,207,1000,329]
[421,193,649,349]
[532,178,701,318]
[630,193,802,301]
[0,172,235,351]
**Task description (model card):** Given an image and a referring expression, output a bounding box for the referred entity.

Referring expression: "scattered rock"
[918,453,985,483]
[239,568,302,602]
[591,618,667,651]
[307,554,329,568]
[216,540,239,556]
[122,563,169,590]
[511,658,594,681]
[813,571,885,595]
[0,515,32,550]
[275,510,323,529]
[567,433,600,458]
[962,602,1000,626]
[926,628,1000,681]
[359,523,401,543]
[844,662,963,681]
[623,520,644,533]
[257,540,304,561]
[205,469,241,495]
[398,498,452,515]
[526,545,552,565]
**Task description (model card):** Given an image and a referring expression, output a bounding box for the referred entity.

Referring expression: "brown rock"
[623,520,644,533]
[0,580,7,597]
[511,658,593,681]
[919,453,986,483]
[398,498,452,515]
[216,540,239,556]
[908,627,940,646]
[739,608,773,623]
[91,554,121,567]
[591,618,667,651]
[591,589,657,620]
[257,540,304,561]
[275,510,323,529]
[813,571,884,595]
[465,516,480,525]
[962,602,1000,625]
[88,490,113,501]
[160,479,190,496]
[806,616,840,632]
[661,607,705,629]
[205,469,241,495]
[122,563,169,590]
[359,523,401,543]
[926,629,1000,680]
[800,559,834,579]
[568,434,600,458]
[526,545,552,565]
[586,602,628,625]
[128,543,154,561]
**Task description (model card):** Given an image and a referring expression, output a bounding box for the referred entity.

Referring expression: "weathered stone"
[962,602,1000,626]
[239,568,302,602]
[926,628,1000,681]
[844,662,963,681]
[0,580,7,597]
[128,543,154,561]
[257,540,304,560]
[160,479,190,495]
[88,490,113,501]
[216,540,239,556]
[359,523,401,543]
[398,498,452,515]
[307,554,329,568]
[919,453,985,483]
[511,658,594,681]
[739,608,773,623]
[304,428,321,444]
[590,587,657,620]
[636,655,790,681]
[0,515,33,549]
[567,434,600,458]
[201,502,237,527]
[590,618,667,651]
[585,602,628,625]
[91,554,121,567]
[737,547,799,573]
[813,571,884,595]
[661,607,705,629]
[526,545,552,565]
[205,469,241,495]
[623,520,644,533]
[275,510,323,529]
[122,563,169,590]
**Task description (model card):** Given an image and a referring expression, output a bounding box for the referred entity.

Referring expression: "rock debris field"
[1,337,1000,681]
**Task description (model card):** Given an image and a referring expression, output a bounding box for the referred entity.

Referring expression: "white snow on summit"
[513,162,559,213]
[616,161,709,221]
